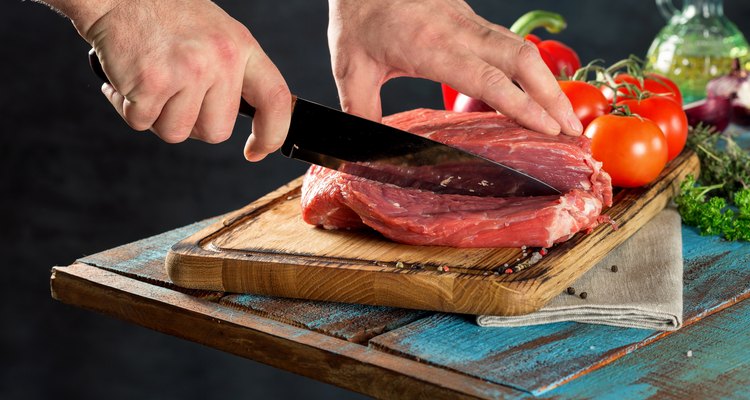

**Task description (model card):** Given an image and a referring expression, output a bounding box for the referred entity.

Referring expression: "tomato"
[619,97,688,162]
[558,81,611,129]
[441,83,459,111]
[584,114,668,188]
[601,73,683,104]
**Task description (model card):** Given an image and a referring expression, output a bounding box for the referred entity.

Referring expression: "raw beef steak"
[300,109,612,248]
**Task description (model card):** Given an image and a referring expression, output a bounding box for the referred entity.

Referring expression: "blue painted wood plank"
[77,218,431,341]
[369,226,750,395]
[78,218,220,283]
[548,296,750,399]
[221,294,428,343]
[77,211,750,395]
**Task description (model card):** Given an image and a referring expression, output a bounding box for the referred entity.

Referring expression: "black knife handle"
[87,48,256,118]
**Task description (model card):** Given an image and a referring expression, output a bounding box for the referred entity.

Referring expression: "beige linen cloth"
[477,208,684,331]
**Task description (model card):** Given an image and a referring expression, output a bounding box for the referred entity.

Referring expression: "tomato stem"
[571,59,605,81]
[509,10,567,37]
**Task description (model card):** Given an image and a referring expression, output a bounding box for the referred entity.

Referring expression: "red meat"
[299,109,612,248]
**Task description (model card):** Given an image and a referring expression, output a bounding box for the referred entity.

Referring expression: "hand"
[76,0,291,161]
[327,0,582,136]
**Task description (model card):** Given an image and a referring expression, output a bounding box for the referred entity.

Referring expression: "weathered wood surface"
[79,218,223,300]
[51,255,750,399]
[546,297,750,399]
[165,151,700,315]
[50,263,515,400]
[220,294,428,343]
[369,225,750,395]
[63,150,750,397]
[76,215,427,343]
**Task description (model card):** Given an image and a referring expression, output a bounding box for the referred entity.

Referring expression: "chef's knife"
[88,49,560,197]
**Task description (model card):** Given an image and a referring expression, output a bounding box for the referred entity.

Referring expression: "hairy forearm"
[37,0,123,38]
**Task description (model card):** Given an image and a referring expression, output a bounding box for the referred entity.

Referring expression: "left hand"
[327,0,582,136]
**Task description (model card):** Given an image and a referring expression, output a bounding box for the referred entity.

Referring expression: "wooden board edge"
[50,263,521,400]
[171,249,546,315]
[526,150,700,307]
[165,151,699,316]
[165,176,306,290]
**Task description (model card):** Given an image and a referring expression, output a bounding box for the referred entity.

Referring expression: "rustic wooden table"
[50,217,750,399]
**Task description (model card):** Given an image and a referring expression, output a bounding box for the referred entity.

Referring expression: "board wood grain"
[76,214,428,343]
[369,224,750,395]
[50,263,510,400]
[166,150,700,315]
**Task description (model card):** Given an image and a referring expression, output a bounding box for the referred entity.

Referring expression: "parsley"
[676,124,750,241]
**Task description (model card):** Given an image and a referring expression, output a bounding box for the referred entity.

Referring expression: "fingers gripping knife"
[88,49,560,198]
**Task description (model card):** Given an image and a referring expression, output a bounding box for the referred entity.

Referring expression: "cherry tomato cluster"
[439,9,689,189]
[578,74,687,188]
[444,71,688,189]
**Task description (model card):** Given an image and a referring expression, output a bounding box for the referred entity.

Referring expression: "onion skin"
[703,58,750,129]
[733,80,750,127]
[452,93,495,113]
[684,97,732,132]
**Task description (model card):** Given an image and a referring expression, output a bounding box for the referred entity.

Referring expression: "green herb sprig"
[676,175,750,241]
[676,124,750,241]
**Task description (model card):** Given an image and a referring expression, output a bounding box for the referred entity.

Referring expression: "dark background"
[3,1,749,399]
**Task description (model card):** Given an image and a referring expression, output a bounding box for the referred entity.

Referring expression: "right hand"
[79,0,291,161]
[327,0,582,136]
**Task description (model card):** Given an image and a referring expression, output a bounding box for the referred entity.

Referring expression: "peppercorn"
[580,292,588,299]
[566,287,576,295]
[611,265,618,273]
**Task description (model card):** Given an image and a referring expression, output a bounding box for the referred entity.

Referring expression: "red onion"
[452,93,495,113]
[734,79,750,127]
[693,58,750,130]
[684,97,732,132]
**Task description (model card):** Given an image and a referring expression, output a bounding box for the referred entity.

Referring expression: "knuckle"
[126,117,152,132]
[211,34,240,65]
[477,68,509,97]
[136,67,170,95]
[515,41,541,65]
[201,130,232,144]
[158,129,191,144]
[124,104,160,131]
[264,83,292,110]
[174,43,210,79]
[449,11,477,32]
[233,23,254,44]
[185,55,209,79]
[414,25,449,50]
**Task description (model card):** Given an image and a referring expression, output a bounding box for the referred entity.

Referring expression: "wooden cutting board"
[166,150,699,316]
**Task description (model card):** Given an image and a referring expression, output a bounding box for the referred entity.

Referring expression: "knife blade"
[88,49,560,197]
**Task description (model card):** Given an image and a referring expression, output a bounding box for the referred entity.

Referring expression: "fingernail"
[245,151,267,162]
[568,111,583,135]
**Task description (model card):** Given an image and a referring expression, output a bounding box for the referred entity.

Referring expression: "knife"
[88,49,560,197]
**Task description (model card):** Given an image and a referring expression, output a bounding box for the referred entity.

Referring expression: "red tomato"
[584,114,668,188]
[558,81,611,129]
[441,83,459,111]
[619,97,688,162]
[601,73,683,104]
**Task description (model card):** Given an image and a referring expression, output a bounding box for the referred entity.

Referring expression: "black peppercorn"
[580,292,588,299]
[566,287,576,295]
[611,265,618,273]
